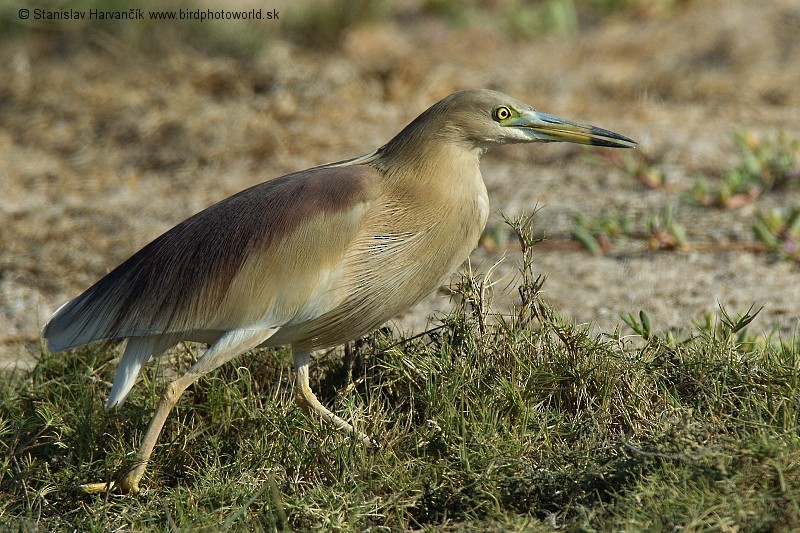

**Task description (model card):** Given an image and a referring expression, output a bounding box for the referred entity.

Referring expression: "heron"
[42,89,636,494]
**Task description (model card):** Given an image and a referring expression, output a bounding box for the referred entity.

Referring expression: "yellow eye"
[494,106,512,121]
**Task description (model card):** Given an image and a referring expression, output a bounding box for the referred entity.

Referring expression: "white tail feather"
[107,335,177,408]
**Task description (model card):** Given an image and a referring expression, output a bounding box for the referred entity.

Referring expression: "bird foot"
[79,471,142,495]
[294,391,377,447]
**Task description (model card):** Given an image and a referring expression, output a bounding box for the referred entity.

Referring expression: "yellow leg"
[82,328,277,495]
[293,350,374,446]
[80,372,198,495]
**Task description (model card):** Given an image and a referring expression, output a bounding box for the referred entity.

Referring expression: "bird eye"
[494,106,512,121]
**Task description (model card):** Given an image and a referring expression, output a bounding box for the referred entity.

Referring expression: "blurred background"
[1,0,799,369]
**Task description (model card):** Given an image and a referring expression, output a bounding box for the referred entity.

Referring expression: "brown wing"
[43,164,381,351]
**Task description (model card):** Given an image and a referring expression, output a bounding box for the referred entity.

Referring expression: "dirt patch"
[2,0,800,369]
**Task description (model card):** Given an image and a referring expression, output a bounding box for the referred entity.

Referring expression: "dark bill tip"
[589,126,637,148]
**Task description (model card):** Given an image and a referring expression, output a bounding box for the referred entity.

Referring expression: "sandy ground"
[2,0,800,370]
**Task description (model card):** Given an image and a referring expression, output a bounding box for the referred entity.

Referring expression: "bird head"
[442,89,637,151]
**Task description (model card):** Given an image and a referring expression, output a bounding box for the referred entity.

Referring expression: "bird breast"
[271,153,490,351]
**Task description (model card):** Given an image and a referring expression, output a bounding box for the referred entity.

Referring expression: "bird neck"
[374,133,483,181]
[369,136,488,237]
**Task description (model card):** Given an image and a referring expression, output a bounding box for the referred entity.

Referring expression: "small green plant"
[502,211,548,329]
[691,303,763,352]
[752,206,800,262]
[688,131,800,208]
[621,309,653,340]
[624,304,763,351]
[620,309,653,341]
[571,206,687,255]
[643,205,687,251]
[571,208,634,254]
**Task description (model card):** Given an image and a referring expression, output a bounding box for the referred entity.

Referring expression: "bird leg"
[293,350,374,446]
[81,328,277,495]
[80,370,197,495]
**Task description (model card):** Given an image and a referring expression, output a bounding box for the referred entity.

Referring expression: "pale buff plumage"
[42,89,635,494]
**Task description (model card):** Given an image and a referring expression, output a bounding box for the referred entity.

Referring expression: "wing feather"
[43,164,380,351]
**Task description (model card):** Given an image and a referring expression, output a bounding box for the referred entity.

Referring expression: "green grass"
[579,130,800,261]
[687,131,800,209]
[571,206,687,255]
[753,207,800,263]
[2,222,800,531]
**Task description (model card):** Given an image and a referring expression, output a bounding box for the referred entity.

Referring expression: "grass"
[571,205,687,255]
[574,130,800,261]
[688,131,800,209]
[427,0,685,38]
[2,218,800,531]
[753,207,800,263]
